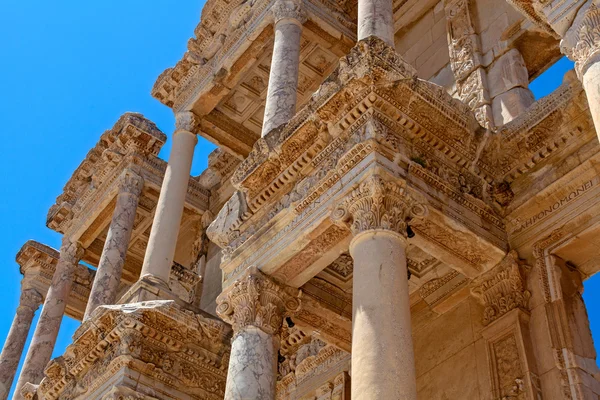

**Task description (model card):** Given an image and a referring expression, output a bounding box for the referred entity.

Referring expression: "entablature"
[207,37,507,292]
[16,240,94,321]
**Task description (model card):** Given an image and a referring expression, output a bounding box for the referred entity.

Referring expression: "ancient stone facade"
[4,0,600,399]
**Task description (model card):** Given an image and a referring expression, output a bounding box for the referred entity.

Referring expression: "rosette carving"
[331,175,427,237]
[216,267,301,336]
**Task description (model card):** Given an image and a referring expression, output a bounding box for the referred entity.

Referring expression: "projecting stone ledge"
[27,300,231,400]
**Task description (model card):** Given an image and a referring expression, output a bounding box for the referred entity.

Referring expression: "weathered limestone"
[261,0,306,136]
[216,267,300,400]
[83,171,144,319]
[140,112,198,284]
[563,2,600,143]
[0,288,42,400]
[14,239,83,399]
[488,49,535,126]
[332,176,427,400]
[358,0,394,45]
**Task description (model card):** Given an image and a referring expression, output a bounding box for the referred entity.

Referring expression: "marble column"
[331,175,427,400]
[261,0,306,136]
[140,112,198,284]
[14,239,83,399]
[563,2,600,143]
[216,267,301,400]
[358,0,394,46]
[0,288,42,400]
[83,171,144,320]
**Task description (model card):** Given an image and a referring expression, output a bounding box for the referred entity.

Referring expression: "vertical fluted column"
[261,0,306,136]
[563,3,600,143]
[358,0,394,45]
[140,112,198,284]
[0,288,42,400]
[15,239,83,399]
[216,267,301,400]
[83,171,144,320]
[331,175,427,400]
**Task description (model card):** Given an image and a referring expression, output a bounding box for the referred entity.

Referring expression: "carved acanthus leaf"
[471,250,531,325]
[216,267,301,336]
[331,175,427,237]
[562,3,600,78]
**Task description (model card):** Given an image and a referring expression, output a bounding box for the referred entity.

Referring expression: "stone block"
[492,87,535,126]
[488,49,530,98]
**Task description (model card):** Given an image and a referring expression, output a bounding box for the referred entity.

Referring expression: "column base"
[117,275,193,310]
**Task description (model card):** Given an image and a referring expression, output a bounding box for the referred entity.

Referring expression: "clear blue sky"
[0,2,597,399]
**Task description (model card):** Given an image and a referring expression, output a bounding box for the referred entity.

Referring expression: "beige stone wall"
[200,241,223,316]
[395,2,450,82]
[413,297,487,399]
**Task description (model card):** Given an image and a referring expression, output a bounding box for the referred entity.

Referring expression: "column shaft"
[261,2,305,136]
[350,231,417,400]
[358,0,394,46]
[0,289,42,400]
[141,118,197,283]
[84,172,143,320]
[217,267,301,400]
[225,327,278,400]
[14,240,82,399]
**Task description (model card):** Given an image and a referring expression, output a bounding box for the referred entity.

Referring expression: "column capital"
[331,175,428,239]
[216,267,301,336]
[174,111,200,134]
[60,238,84,265]
[118,170,144,196]
[18,288,42,314]
[562,3,600,78]
[271,0,307,26]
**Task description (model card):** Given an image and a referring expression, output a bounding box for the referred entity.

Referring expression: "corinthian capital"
[216,267,301,336]
[174,111,200,133]
[562,3,600,77]
[60,238,84,265]
[18,288,43,313]
[118,170,144,196]
[331,175,428,238]
[271,0,307,25]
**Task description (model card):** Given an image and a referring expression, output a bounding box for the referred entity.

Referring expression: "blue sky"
[0,2,596,399]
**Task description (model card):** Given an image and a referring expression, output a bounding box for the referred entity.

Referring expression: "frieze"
[34,301,231,400]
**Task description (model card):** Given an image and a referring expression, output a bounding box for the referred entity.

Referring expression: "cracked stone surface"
[225,327,277,400]
[0,289,42,400]
[84,173,143,320]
